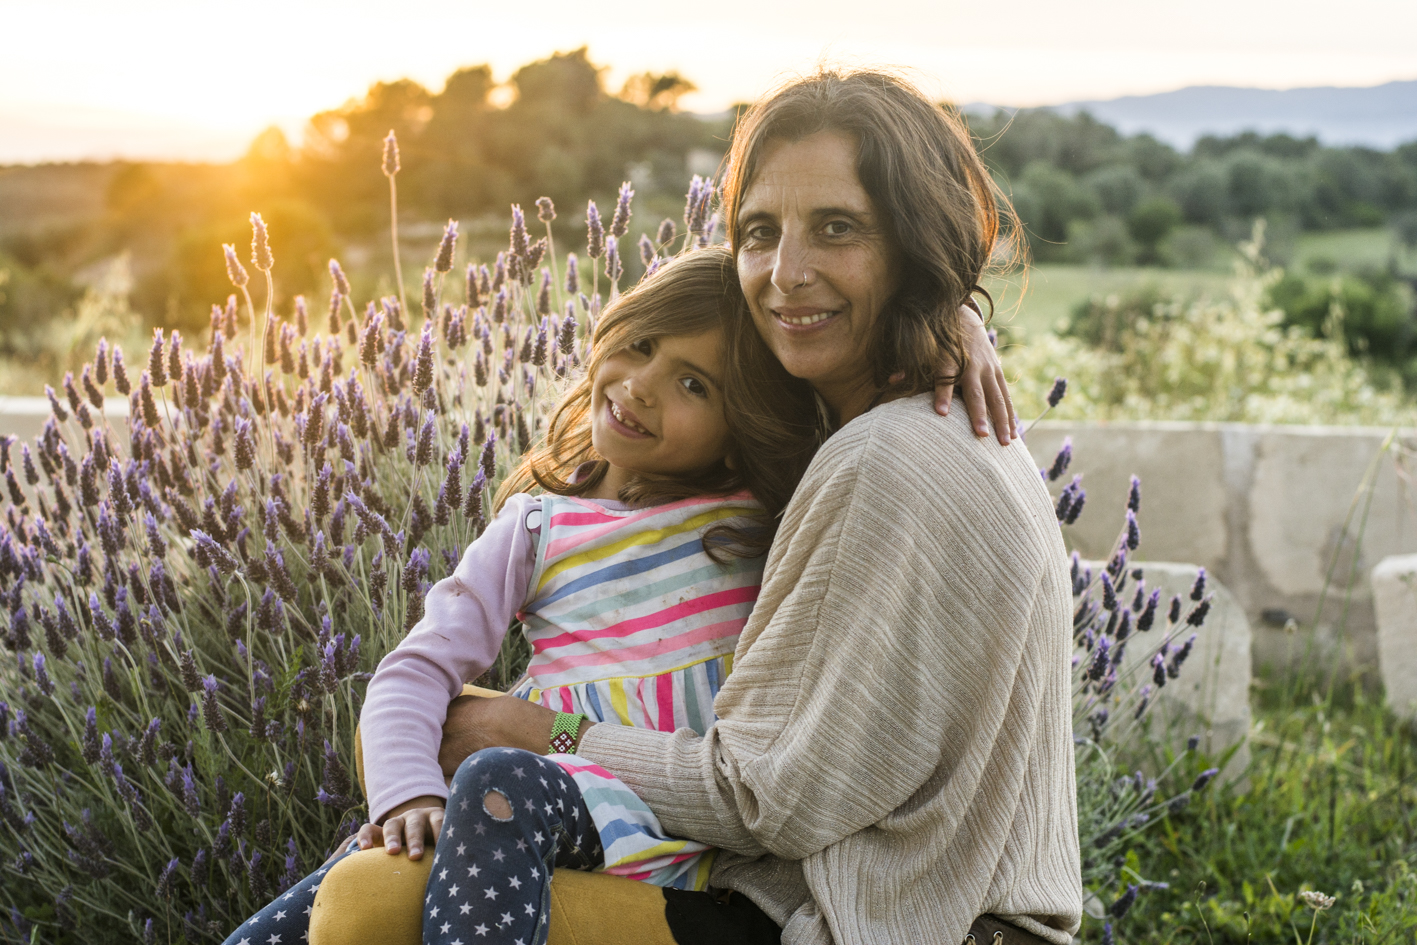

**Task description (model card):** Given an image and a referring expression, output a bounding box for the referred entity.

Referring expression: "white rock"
[1373,554,1417,721]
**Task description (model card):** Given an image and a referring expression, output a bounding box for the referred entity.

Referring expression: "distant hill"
[970,81,1417,151]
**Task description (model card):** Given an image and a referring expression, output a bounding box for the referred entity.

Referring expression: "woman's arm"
[358,493,540,825]
[572,403,1057,859]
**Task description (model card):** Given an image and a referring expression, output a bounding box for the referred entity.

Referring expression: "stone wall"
[1026,421,1417,675]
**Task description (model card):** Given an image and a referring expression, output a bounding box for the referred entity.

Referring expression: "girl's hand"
[353,795,446,860]
[933,304,1016,445]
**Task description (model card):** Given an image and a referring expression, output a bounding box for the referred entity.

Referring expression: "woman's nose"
[769,227,814,295]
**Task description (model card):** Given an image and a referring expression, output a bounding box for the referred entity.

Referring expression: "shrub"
[1007,223,1416,426]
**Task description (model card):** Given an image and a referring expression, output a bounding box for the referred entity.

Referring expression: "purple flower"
[1125,509,1140,551]
[536,196,556,222]
[413,323,435,395]
[200,676,227,733]
[81,707,101,764]
[1046,377,1067,408]
[1110,884,1139,920]
[45,385,68,422]
[657,218,676,245]
[604,238,622,284]
[509,204,530,261]
[1192,767,1220,792]
[435,219,458,273]
[638,233,655,268]
[223,243,249,288]
[586,200,605,259]
[1137,590,1160,632]
[1047,438,1072,481]
[32,653,54,697]
[1190,567,1207,601]
[1127,475,1141,513]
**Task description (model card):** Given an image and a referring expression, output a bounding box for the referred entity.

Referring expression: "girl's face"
[735,130,901,421]
[589,328,733,482]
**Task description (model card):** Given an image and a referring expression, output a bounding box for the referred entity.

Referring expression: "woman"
[317,70,1079,945]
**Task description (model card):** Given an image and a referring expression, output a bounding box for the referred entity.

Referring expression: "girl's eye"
[679,377,708,397]
[631,339,653,356]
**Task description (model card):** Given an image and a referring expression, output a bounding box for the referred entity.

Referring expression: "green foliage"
[1265,268,1417,383]
[968,110,1417,263]
[1097,682,1417,944]
[1008,225,1416,425]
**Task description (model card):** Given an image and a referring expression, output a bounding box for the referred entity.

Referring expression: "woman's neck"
[818,381,909,427]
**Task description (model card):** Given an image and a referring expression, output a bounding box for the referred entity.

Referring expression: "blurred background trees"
[1,47,1415,395]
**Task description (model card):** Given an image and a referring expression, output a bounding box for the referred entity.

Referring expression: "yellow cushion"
[322,685,676,944]
[308,836,674,945]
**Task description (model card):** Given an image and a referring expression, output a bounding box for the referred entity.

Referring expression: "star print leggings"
[223,748,602,945]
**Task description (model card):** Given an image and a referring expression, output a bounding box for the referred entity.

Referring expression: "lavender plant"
[0,131,680,940]
[0,131,1218,942]
[1038,389,1222,935]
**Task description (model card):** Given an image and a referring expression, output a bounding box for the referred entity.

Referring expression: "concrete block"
[1028,423,1228,570]
[1373,554,1417,721]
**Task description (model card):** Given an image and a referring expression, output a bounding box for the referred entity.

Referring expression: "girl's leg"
[222,841,359,945]
[423,748,601,945]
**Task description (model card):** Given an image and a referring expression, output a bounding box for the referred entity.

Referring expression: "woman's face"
[735,130,901,414]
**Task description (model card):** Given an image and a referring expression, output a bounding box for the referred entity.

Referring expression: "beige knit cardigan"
[578,395,1083,945]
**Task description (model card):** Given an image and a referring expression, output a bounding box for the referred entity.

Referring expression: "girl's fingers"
[356,822,383,851]
[382,815,404,855]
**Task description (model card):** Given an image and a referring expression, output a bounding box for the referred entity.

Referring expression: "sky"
[4,0,1417,163]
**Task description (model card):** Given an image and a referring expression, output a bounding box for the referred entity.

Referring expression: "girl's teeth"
[779,312,834,326]
[611,402,647,434]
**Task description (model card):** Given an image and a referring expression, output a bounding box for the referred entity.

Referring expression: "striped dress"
[509,491,763,891]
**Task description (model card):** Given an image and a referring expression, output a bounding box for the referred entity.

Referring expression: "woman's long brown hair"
[494,246,818,558]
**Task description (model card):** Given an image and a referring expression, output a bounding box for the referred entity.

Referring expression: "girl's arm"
[936,303,1016,445]
[358,493,542,827]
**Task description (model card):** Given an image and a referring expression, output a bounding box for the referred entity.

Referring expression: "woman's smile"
[771,306,841,330]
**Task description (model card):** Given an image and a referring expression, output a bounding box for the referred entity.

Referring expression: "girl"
[225,246,819,945]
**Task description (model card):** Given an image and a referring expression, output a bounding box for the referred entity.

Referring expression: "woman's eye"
[745,225,776,242]
[824,220,851,236]
[679,377,707,397]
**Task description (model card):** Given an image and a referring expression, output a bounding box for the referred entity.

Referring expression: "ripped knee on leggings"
[482,789,513,821]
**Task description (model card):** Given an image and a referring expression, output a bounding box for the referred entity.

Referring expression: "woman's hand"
[353,796,447,860]
[933,304,1016,445]
[438,693,594,777]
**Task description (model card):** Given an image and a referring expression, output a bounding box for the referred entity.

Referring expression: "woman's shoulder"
[808,394,1049,512]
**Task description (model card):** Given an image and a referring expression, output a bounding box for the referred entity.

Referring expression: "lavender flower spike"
[1047,377,1067,408]
[509,205,530,260]
[610,181,634,239]
[200,675,227,733]
[586,201,605,259]
[223,244,249,288]
[435,219,458,273]
[329,258,351,297]
[1190,567,1206,601]
[1047,437,1072,482]
[1127,475,1141,513]
[381,130,399,177]
[536,196,556,222]
[250,212,273,271]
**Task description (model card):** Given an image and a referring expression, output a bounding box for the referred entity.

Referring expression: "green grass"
[983,264,1237,340]
[1098,677,1417,945]
[1293,228,1414,274]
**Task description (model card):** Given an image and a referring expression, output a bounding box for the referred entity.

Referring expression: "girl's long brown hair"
[494,246,818,558]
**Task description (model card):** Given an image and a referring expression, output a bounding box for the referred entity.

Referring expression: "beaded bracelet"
[549,712,587,754]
